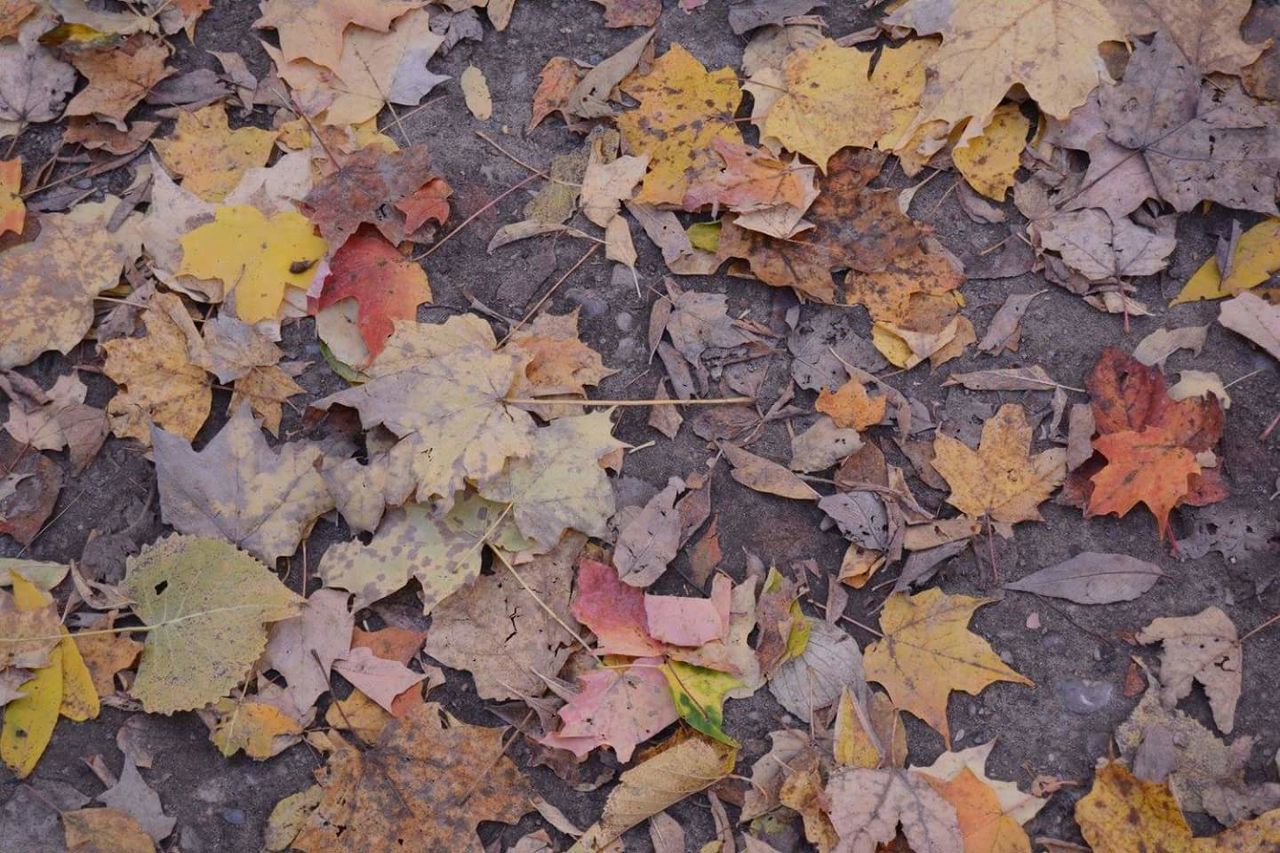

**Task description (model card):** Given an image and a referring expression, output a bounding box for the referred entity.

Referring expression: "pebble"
[221,808,245,826]
[1055,679,1114,715]
[615,311,634,332]
[566,287,608,318]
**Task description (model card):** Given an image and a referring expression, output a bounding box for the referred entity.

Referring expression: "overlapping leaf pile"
[0,0,1277,851]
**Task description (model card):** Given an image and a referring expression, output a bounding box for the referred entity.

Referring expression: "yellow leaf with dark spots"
[155,104,278,201]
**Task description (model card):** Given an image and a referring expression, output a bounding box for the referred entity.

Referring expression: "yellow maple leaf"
[255,0,419,71]
[757,39,891,171]
[154,104,279,201]
[931,403,1066,526]
[617,43,743,206]
[864,588,1033,747]
[101,292,212,443]
[209,698,304,759]
[953,103,1031,201]
[177,205,326,323]
[1076,761,1280,851]
[887,0,1123,143]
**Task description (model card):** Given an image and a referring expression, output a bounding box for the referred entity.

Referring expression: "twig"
[498,243,599,345]
[411,172,541,262]
[503,396,753,407]
[475,131,548,178]
[1241,612,1280,644]
[490,548,601,663]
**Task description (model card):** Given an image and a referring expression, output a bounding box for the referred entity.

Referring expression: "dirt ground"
[2,1,1279,850]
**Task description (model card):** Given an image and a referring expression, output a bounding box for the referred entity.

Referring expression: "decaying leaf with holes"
[122,535,300,714]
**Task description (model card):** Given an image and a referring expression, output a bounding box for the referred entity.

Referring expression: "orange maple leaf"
[1086,426,1203,541]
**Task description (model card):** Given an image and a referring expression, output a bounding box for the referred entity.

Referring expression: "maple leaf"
[0,158,21,237]
[0,371,108,473]
[294,703,535,853]
[0,196,140,369]
[844,240,966,324]
[207,698,303,760]
[301,145,449,248]
[1086,427,1203,540]
[921,767,1031,853]
[864,588,1033,746]
[932,403,1066,527]
[153,104,278,201]
[0,32,75,127]
[313,228,432,364]
[592,0,661,28]
[1175,218,1280,303]
[816,377,887,431]
[122,535,301,714]
[914,741,1048,827]
[422,532,583,701]
[952,103,1031,202]
[528,56,580,131]
[101,292,212,444]
[265,9,446,128]
[886,0,1123,143]
[1137,606,1241,734]
[178,205,327,324]
[152,404,333,564]
[826,768,963,853]
[1076,761,1280,851]
[505,310,614,415]
[64,35,173,129]
[616,43,743,206]
[717,149,928,303]
[541,656,677,761]
[478,411,622,549]
[260,589,353,719]
[1103,0,1266,76]
[254,0,419,71]
[1098,32,1280,215]
[578,734,737,849]
[754,38,891,170]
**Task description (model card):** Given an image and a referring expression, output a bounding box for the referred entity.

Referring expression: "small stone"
[615,311,634,332]
[1055,679,1113,715]
[1026,612,1040,630]
[221,808,245,826]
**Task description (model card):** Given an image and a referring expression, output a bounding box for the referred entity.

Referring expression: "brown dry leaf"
[932,403,1066,527]
[101,292,212,444]
[0,197,140,370]
[567,28,654,120]
[577,734,737,849]
[722,443,819,501]
[421,533,583,701]
[617,43,742,206]
[506,310,614,415]
[0,157,21,238]
[0,371,108,473]
[154,104,278,201]
[865,589,1033,746]
[1103,0,1265,75]
[593,0,661,28]
[260,589,353,720]
[152,404,332,564]
[528,56,580,131]
[65,35,173,129]
[1137,607,1241,734]
[63,808,156,853]
[718,149,928,303]
[294,703,535,852]
[460,64,492,120]
[254,0,419,70]
[75,628,142,699]
[845,240,966,325]
[885,0,1123,142]
[826,767,963,853]
[1219,292,1280,361]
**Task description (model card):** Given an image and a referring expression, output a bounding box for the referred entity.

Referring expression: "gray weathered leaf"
[944,366,1060,392]
[722,443,819,500]
[614,477,684,588]
[769,619,864,723]
[1005,552,1163,604]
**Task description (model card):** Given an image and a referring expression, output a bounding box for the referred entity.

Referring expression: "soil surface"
[2,1,1279,851]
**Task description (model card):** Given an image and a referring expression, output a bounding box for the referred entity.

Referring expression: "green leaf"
[123,535,301,714]
[662,660,740,747]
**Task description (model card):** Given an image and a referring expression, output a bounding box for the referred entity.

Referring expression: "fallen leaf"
[943,366,1061,393]
[1219,291,1280,360]
[75,628,141,699]
[0,371,108,473]
[1137,606,1241,734]
[101,292,211,444]
[932,403,1066,527]
[528,56,580,131]
[617,43,742,205]
[154,103,277,201]
[1005,552,1163,604]
[460,64,492,119]
[95,755,175,841]
[0,434,61,546]
[592,0,661,28]
[921,767,1030,853]
[153,404,333,564]
[1176,219,1280,304]
[260,589,353,719]
[331,646,425,714]
[0,196,141,369]
[0,34,76,126]
[65,35,172,129]
[769,618,863,724]
[0,158,21,237]
[645,575,732,647]
[817,377,886,431]
[977,291,1039,355]
[1075,761,1280,851]
[1086,427,1205,542]
[577,734,736,849]
[567,28,654,120]
[541,656,677,761]
[62,808,156,853]
[208,698,303,760]
[254,0,419,70]
[885,0,1123,141]
[614,477,684,588]
[1103,0,1265,75]
[505,310,614,415]
[865,589,1033,746]
[826,767,963,853]
[722,442,819,500]
[295,703,535,851]
[421,532,583,701]
[314,228,432,364]
[572,557,664,658]
[1168,370,1231,410]
[0,577,61,777]
[953,103,1031,201]
[1132,326,1209,370]
[122,535,300,713]
[913,740,1048,825]
[177,204,327,323]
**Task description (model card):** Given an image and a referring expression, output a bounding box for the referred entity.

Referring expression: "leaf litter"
[0,1,1276,851]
